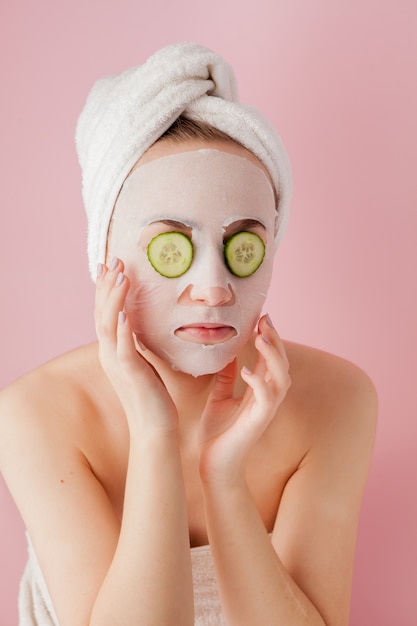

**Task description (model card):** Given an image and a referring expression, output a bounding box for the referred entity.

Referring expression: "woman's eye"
[147,232,193,278]
[224,231,265,277]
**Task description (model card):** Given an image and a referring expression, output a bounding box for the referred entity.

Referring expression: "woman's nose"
[177,246,235,306]
[180,283,234,306]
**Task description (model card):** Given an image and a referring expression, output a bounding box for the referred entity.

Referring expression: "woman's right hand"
[95,257,178,433]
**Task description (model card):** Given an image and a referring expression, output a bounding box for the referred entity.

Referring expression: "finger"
[207,358,238,403]
[244,318,270,382]
[240,367,274,411]
[254,330,291,398]
[96,272,130,338]
[116,310,141,366]
[95,257,124,309]
[95,268,130,359]
[234,368,278,447]
[250,336,268,380]
[259,314,289,367]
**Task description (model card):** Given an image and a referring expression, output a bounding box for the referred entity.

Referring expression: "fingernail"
[262,333,271,344]
[242,366,252,376]
[118,311,126,325]
[266,313,274,328]
[109,257,119,271]
[97,263,103,279]
[115,272,124,287]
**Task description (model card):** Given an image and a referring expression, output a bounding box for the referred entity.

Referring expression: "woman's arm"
[90,428,193,626]
[90,259,194,625]
[199,320,377,625]
[0,260,194,626]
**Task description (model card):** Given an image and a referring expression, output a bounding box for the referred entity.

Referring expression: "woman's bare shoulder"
[1,342,101,408]
[0,343,107,460]
[282,340,378,431]
[284,339,375,385]
[273,340,377,515]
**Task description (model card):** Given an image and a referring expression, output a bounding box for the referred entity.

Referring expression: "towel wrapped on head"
[75,42,292,280]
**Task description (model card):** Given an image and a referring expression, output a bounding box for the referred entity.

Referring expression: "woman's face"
[108,139,277,376]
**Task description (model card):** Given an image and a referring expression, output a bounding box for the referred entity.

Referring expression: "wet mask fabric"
[108,149,276,376]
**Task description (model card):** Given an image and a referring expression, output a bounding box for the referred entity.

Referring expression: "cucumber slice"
[147,232,193,278]
[224,231,265,277]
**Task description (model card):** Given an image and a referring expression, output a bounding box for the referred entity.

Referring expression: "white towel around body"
[18,534,59,626]
[18,533,226,625]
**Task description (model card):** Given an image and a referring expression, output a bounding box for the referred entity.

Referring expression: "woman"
[0,43,377,625]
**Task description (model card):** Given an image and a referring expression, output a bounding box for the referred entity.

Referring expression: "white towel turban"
[75,42,292,280]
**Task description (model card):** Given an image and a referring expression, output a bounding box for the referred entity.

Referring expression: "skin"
[0,139,377,626]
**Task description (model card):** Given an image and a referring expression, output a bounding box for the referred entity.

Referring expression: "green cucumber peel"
[224,231,265,277]
[147,232,193,278]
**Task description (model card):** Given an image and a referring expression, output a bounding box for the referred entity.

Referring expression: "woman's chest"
[86,396,306,544]
[183,449,297,547]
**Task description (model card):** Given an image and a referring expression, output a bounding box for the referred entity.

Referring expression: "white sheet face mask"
[108,148,276,376]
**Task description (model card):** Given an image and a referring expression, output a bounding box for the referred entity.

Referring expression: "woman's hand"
[95,258,178,432]
[198,314,291,485]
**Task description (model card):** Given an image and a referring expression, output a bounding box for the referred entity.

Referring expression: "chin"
[160,341,239,377]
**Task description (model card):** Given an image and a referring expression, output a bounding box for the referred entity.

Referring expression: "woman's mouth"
[174,323,237,344]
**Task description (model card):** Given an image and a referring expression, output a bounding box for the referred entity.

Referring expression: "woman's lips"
[174,323,237,344]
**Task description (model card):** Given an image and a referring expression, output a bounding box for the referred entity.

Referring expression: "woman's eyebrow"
[224,219,266,233]
[148,218,195,229]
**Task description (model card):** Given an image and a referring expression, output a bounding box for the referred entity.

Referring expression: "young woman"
[0,43,377,626]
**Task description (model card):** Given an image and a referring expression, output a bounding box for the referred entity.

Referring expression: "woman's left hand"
[199,314,291,485]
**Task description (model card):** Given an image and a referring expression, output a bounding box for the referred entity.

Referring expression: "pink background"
[1,1,416,624]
